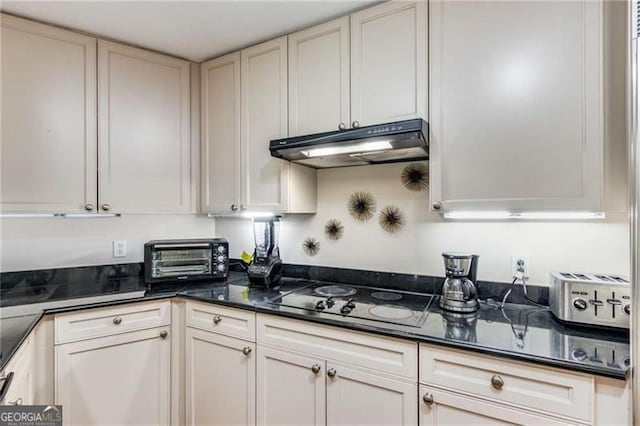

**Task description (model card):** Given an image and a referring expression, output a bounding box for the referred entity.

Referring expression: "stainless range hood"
[270,119,428,168]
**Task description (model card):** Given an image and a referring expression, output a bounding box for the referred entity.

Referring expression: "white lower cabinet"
[185,327,255,426]
[256,346,325,426]
[0,333,35,406]
[256,314,418,426]
[419,386,574,426]
[55,327,171,426]
[327,363,417,426]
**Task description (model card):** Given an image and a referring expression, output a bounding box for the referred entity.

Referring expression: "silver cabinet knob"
[351,121,360,128]
[311,364,321,375]
[213,315,222,324]
[338,122,346,131]
[432,201,442,210]
[84,203,94,211]
[242,347,252,356]
[101,203,111,211]
[7,397,23,406]
[491,374,504,390]
[422,393,434,406]
[327,368,337,378]
[160,330,168,339]
[113,317,122,325]
[231,204,238,211]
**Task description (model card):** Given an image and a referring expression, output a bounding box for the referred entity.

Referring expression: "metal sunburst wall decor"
[378,205,405,233]
[324,219,344,240]
[347,191,376,222]
[302,237,320,256]
[400,163,429,192]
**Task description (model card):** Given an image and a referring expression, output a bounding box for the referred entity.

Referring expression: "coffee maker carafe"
[439,253,479,313]
[247,217,282,287]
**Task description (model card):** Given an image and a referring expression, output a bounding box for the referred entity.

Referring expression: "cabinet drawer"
[186,301,255,341]
[257,314,417,379]
[55,300,171,344]
[419,344,594,423]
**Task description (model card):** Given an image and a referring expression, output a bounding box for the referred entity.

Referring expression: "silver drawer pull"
[311,364,321,375]
[213,315,222,324]
[7,397,23,405]
[242,347,252,356]
[422,393,434,406]
[491,374,504,390]
[113,317,122,325]
[327,368,337,378]
[160,330,168,339]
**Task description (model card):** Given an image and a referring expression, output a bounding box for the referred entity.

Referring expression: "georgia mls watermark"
[0,405,62,426]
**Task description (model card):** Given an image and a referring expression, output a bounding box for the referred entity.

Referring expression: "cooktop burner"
[314,285,357,297]
[268,282,434,327]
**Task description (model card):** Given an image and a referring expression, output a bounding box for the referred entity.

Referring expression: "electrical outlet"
[511,254,530,278]
[113,240,127,258]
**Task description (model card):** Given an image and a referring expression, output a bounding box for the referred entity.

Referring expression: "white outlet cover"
[511,254,530,278]
[113,240,127,258]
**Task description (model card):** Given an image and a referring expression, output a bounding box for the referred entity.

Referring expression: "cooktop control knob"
[572,298,588,311]
[624,304,631,315]
[326,297,335,308]
[340,305,352,315]
[345,298,356,309]
[315,300,326,310]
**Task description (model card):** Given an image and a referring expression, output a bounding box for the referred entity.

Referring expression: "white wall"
[0,214,215,272]
[216,163,630,286]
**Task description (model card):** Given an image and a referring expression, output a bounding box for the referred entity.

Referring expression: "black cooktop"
[267,282,435,327]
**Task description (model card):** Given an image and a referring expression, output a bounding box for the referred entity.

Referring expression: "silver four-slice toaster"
[549,272,631,329]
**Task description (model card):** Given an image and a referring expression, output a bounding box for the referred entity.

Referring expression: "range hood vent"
[270,119,428,169]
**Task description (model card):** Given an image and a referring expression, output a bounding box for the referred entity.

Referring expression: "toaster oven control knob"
[217,246,226,254]
[572,298,588,311]
[624,304,631,315]
[216,264,226,272]
[217,255,226,262]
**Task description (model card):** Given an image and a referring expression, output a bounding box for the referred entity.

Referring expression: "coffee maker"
[247,217,282,287]
[439,253,479,313]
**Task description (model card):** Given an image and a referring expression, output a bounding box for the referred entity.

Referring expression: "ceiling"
[1,1,379,62]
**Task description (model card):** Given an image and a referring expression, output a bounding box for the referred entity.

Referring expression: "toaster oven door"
[150,244,213,280]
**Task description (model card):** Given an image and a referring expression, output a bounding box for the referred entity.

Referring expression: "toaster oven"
[144,239,229,283]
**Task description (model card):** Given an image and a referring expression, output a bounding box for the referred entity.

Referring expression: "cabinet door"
[98,40,192,213]
[350,1,427,127]
[327,363,417,426]
[240,37,289,212]
[55,327,171,425]
[185,327,255,426]
[0,14,97,213]
[256,346,325,426]
[289,17,350,136]
[201,52,242,214]
[419,387,575,426]
[1,335,34,406]
[429,0,603,211]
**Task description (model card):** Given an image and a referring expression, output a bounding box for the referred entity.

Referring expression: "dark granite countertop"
[0,265,630,380]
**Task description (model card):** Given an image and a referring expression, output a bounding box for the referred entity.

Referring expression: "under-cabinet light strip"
[443,211,606,220]
[0,213,121,218]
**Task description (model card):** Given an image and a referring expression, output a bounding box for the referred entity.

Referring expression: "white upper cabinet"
[0,14,97,213]
[288,17,351,136]
[429,0,605,212]
[98,40,192,213]
[240,37,289,212]
[350,1,427,127]
[201,52,242,213]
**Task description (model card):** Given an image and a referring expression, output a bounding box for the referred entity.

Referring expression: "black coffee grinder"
[247,216,282,287]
